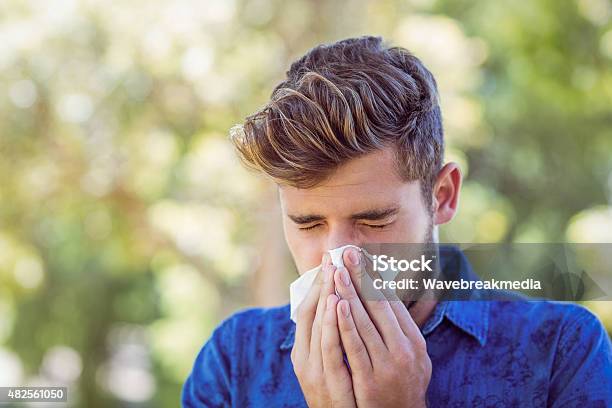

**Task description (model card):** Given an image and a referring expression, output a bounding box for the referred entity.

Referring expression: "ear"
[432,162,462,226]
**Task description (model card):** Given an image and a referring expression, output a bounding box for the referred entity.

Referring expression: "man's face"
[279,147,434,274]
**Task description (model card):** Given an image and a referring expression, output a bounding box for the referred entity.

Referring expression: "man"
[182,36,612,407]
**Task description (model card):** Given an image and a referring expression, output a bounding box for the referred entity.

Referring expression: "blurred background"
[1,0,611,406]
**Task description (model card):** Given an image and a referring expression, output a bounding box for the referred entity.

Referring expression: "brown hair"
[230,36,444,204]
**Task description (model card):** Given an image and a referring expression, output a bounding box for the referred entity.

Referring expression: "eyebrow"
[287,206,400,224]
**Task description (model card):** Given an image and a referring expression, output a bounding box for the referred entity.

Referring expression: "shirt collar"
[421,300,489,346]
[447,300,489,346]
[279,245,490,350]
[421,245,490,346]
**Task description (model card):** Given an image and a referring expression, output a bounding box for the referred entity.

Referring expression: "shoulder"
[536,302,610,357]
[183,304,294,406]
[208,303,293,350]
[226,303,291,323]
[488,300,609,352]
[489,299,601,325]
[220,303,291,332]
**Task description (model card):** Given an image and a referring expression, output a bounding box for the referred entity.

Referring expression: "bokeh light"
[1,0,610,406]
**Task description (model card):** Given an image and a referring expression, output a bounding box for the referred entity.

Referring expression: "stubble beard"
[405,215,435,310]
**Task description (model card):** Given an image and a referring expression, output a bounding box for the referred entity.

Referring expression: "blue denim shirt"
[183,253,612,407]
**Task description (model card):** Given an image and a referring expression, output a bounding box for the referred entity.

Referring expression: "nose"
[326,223,360,251]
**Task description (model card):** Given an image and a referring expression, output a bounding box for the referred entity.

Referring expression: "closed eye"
[363,223,391,229]
[300,222,392,231]
[299,224,323,231]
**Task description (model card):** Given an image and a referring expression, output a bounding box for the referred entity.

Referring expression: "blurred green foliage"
[0,0,611,406]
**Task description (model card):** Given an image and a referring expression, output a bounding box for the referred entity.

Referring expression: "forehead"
[279,148,420,214]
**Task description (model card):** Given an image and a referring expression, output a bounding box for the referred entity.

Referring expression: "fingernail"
[348,249,360,266]
[340,268,351,287]
[326,295,336,310]
[340,301,350,317]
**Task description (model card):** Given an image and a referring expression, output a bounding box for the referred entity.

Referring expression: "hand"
[291,254,357,408]
[333,248,432,408]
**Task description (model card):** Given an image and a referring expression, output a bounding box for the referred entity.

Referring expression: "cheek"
[388,213,431,243]
[405,198,433,241]
[283,226,324,275]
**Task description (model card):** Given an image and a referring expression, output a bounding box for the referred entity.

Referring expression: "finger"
[310,256,336,365]
[360,269,426,352]
[337,299,372,374]
[334,266,388,355]
[361,260,424,346]
[310,256,334,350]
[388,300,423,344]
[355,251,427,353]
[294,257,327,357]
[366,276,419,342]
[321,294,354,399]
[342,248,404,349]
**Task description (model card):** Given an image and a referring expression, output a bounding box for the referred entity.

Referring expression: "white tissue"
[289,244,362,323]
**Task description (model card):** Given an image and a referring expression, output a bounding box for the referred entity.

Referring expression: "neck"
[408,299,438,328]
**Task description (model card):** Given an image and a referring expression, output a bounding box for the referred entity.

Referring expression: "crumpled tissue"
[289,244,362,323]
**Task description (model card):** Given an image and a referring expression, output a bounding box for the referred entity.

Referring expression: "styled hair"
[230,36,444,203]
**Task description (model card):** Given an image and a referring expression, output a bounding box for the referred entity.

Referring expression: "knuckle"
[363,320,379,338]
[338,314,355,333]
[370,298,388,311]
[415,350,432,373]
[344,330,365,354]
[395,350,413,368]
[352,339,367,357]
[342,288,358,301]
[413,334,427,353]
[321,341,331,355]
